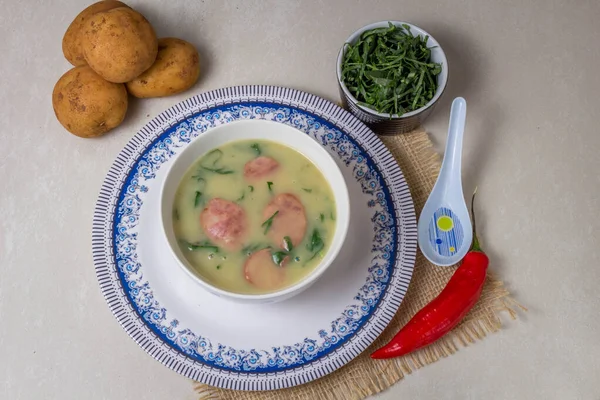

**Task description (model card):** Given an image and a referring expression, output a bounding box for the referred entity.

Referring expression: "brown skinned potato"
[62,1,129,66]
[126,38,201,98]
[81,7,158,83]
[52,66,128,138]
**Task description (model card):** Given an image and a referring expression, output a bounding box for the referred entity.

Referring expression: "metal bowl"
[336,21,449,135]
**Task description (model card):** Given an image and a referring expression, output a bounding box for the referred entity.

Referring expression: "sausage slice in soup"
[244,156,279,181]
[200,198,248,251]
[263,193,307,249]
[244,248,287,290]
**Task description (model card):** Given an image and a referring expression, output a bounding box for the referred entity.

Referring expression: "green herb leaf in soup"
[302,188,312,193]
[200,149,234,174]
[261,210,279,234]
[306,228,324,253]
[305,228,325,264]
[236,190,245,202]
[341,22,442,116]
[248,185,254,192]
[180,240,219,253]
[267,181,274,192]
[283,236,293,252]
[201,148,223,166]
[250,143,261,156]
[191,174,205,183]
[271,251,288,267]
[194,191,202,207]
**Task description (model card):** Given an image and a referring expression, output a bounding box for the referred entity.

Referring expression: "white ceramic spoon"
[418,97,472,266]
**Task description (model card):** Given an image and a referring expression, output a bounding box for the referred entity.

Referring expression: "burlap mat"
[194,129,521,400]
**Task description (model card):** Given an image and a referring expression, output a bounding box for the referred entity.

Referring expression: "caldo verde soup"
[173,139,336,294]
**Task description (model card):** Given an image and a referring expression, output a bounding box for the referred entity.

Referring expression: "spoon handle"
[438,97,467,191]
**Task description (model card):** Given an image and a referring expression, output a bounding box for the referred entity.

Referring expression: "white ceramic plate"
[92,86,417,390]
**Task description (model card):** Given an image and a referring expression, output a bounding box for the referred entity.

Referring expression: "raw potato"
[62,0,129,66]
[52,66,128,138]
[82,7,158,83]
[126,38,200,98]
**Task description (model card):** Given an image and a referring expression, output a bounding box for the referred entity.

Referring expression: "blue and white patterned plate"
[92,86,417,390]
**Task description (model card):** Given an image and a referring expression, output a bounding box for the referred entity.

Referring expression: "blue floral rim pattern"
[92,86,417,390]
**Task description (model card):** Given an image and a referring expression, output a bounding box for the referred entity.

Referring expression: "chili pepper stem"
[470,187,483,252]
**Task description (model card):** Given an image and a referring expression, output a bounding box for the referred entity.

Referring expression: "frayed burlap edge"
[193,129,524,400]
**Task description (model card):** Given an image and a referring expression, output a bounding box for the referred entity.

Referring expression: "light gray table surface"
[1,0,599,399]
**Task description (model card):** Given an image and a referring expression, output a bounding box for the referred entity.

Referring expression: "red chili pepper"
[371,190,489,359]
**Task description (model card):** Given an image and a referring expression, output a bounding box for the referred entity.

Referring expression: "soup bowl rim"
[159,119,351,302]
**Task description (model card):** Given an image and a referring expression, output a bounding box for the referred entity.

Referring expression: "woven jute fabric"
[194,129,521,400]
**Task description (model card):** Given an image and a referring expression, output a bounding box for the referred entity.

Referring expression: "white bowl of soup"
[160,119,350,303]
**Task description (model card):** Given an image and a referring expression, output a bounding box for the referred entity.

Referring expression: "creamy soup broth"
[172,139,336,294]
